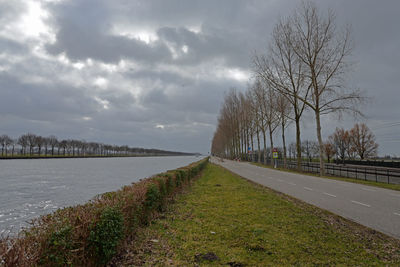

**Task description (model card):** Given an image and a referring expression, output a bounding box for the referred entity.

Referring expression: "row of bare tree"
[0,133,191,157]
[211,2,365,175]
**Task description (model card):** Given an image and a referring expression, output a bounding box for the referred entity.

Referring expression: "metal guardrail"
[256,159,400,185]
[334,159,400,168]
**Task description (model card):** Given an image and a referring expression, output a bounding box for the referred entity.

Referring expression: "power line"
[370,122,400,131]
[379,140,400,143]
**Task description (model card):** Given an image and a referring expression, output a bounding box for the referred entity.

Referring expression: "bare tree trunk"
[315,110,325,175]
[251,132,254,162]
[295,117,302,171]
[257,128,261,163]
[281,120,287,168]
[262,129,267,165]
[269,127,274,166]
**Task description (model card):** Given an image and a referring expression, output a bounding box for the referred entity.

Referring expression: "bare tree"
[254,16,310,171]
[264,85,280,165]
[245,89,256,162]
[0,136,3,156]
[310,141,320,161]
[26,133,37,156]
[288,2,362,175]
[329,127,350,163]
[18,134,29,155]
[0,135,13,156]
[249,82,263,163]
[35,136,45,156]
[288,142,296,160]
[0,135,5,156]
[349,123,378,160]
[211,89,243,159]
[47,136,58,156]
[301,140,311,162]
[59,140,68,156]
[324,141,336,163]
[11,138,16,156]
[252,80,270,164]
[43,137,49,156]
[222,89,241,159]
[302,140,319,162]
[276,93,292,167]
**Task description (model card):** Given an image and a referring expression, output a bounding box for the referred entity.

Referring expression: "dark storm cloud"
[45,0,171,63]
[129,66,243,114]
[0,0,399,154]
[0,73,98,121]
[45,0,257,68]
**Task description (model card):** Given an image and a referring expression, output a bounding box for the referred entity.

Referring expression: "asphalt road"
[212,157,400,239]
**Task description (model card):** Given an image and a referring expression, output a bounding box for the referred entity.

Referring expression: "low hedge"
[0,157,209,266]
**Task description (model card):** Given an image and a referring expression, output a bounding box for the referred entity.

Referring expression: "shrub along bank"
[0,157,209,266]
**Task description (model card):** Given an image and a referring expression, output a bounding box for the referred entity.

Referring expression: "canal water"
[0,156,201,234]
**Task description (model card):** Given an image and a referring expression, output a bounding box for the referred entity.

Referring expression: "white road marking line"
[323,192,337,198]
[286,182,296,186]
[303,187,313,191]
[351,200,371,208]
[362,188,376,192]
[277,179,284,182]
[390,193,400,198]
[394,213,400,216]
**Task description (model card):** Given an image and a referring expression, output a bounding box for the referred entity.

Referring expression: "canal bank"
[113,163,400,266]
[0,158,208,266]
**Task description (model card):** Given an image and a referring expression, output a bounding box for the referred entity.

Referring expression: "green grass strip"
[125,163,400,266]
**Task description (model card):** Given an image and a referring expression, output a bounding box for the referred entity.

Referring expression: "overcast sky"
[0,0,399,156]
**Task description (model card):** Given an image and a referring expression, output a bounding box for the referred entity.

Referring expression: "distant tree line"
[327,124,378,162]
[285,123,378,163]
[211,2,367,175]
[0,133,194,158]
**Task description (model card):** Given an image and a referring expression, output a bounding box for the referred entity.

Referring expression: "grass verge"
[114,163,400,266]
[251,162,400,191]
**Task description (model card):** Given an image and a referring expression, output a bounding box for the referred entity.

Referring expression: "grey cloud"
[0,0,399,154]
[45,0,171,63]
[45,0,257,68]
[156,25,252,67]
[0,74,99,121]
[0,38,28,54]
[0,1,26,24]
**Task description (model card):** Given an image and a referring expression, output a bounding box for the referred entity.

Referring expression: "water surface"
[0,156,201,234]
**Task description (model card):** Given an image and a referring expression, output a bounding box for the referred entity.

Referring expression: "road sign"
[273,151,278,159]
[273,148,278,152]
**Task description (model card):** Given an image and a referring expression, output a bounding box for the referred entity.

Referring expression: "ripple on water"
[0,156,201,235]
[50,185,68,190]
